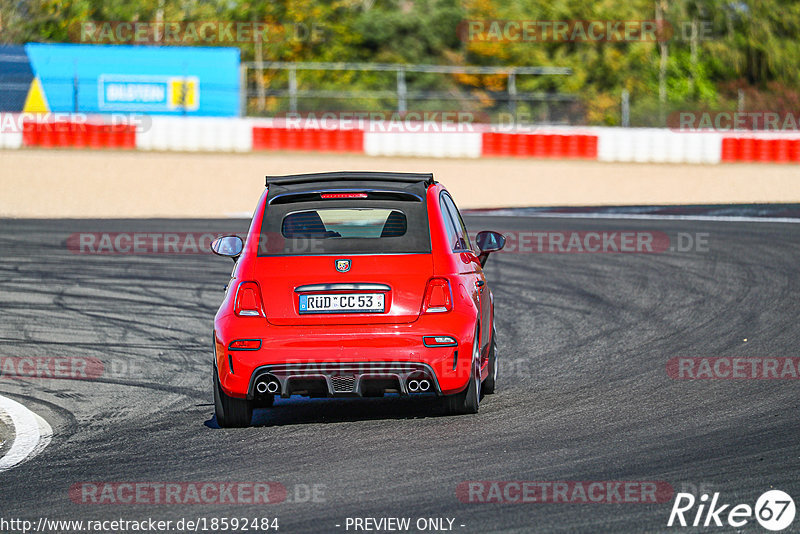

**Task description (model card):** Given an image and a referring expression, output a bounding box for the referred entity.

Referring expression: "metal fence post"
[73,75,79,113]
[73,60,79,112]
[239,64,247,116]
[621,89,630,127]
[255,39,266,113]
[180,64,188,115]
[289,65,297,113]
[397,68,407,113]
[508,70,516,118]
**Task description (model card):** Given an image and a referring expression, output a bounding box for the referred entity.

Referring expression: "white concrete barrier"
[137,116,252,152]
[595,127,726,164]
[364,130,481,158]
[0,114,23,149]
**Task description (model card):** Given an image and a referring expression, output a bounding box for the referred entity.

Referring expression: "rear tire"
[443,329,481,415]
[482,324,498,395]
[213,365,253,428]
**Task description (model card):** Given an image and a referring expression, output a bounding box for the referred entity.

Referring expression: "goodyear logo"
[99,74,199,111]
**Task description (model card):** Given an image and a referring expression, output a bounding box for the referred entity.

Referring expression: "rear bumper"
[214,314,476,398]
[249,361,441,398]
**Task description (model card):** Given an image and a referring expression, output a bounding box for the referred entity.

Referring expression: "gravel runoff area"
[3,149,800,217]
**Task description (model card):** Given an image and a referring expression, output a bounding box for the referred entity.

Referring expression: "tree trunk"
[655,0,669,126]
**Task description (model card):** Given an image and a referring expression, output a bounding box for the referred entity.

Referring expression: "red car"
[211,172,505,427]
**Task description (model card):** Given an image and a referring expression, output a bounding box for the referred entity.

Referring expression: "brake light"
[422,278,453,313]
[229,339,261,350]
[321,193,368,199]
[234,281,264,317]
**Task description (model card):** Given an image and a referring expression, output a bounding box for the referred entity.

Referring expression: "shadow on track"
[203,395,456,429]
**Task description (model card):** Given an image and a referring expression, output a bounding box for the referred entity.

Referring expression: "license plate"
[299,293,385,314]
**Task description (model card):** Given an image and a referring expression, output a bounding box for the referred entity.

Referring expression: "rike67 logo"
[668,490,795,531]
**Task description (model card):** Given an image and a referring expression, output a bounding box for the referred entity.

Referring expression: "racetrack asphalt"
[0,215,798,533]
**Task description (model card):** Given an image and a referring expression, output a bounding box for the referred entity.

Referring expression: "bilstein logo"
[335,259,351,272]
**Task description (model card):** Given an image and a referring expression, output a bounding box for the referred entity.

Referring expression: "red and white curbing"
[2,113,800,164]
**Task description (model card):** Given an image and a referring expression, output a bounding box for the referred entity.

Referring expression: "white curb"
[0,395,52,472]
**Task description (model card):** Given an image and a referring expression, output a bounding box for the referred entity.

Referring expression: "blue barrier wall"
[0,46,35,111]
[24,43,240,116]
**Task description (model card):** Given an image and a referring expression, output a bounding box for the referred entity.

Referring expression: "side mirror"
[476,231,506,267]
[211,235,243,261]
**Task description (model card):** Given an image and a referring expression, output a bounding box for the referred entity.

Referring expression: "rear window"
[282,209,407,239]
[258,199,430,256]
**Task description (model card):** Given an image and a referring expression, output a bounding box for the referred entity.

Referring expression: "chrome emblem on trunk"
[335,259,351,272]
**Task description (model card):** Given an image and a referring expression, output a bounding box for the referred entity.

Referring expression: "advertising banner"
[1,43,239,116]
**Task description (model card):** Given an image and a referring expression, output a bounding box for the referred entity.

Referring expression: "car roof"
[265,171,436,203]
[265,171,435,188]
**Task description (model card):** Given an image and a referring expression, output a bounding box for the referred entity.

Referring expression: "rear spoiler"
[265,171,435,188]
